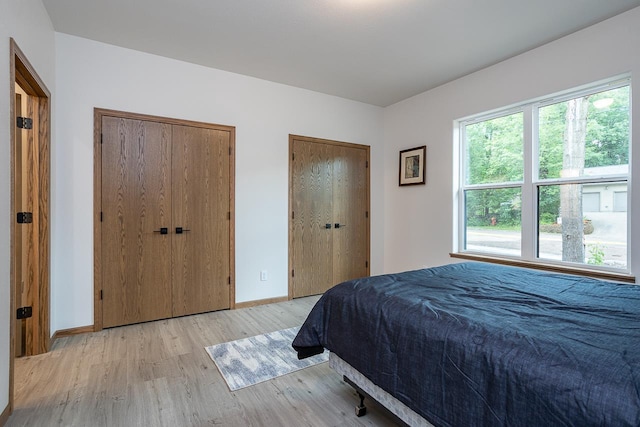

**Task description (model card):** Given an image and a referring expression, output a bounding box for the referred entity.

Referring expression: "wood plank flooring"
[7,297,399,426]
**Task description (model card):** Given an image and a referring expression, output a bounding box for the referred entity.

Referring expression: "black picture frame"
[399,145,426,186]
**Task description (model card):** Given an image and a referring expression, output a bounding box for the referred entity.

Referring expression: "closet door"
[291,138,334,298]
[101,117,172,328]
[290,136,370,298]
[171,125,231,316]
[97,110,235,329]
[332,145,369,284]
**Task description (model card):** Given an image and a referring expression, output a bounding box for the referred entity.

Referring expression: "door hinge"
[228,277,231,285]
[229,147,232,155]
[100,290,103,300]
[16,306,33,320]
[292,269,295,277]
[101,134,103,144]
[365,261,369,269]
[100,211,103,222]
[17,212,33,224]
[365,211,369,219]
[228,211,231,220]
[292,211,295,220]
[366,160,369,168]
[16,117,33,130]
[292,153,295,161]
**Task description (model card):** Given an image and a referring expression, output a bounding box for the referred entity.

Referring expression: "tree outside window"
[461,81,629,270]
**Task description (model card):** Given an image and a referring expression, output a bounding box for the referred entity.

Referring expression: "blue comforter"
[292,262,640,426]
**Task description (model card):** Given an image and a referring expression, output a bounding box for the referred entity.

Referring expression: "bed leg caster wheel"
[355,405,367,417]
[355,392,367,417]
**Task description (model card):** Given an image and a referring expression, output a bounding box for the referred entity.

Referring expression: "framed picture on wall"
[399,145,426,186]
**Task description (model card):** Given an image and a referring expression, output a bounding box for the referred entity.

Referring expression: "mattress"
[293,262,640,426]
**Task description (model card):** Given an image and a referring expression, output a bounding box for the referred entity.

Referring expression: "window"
[459,79,630,272]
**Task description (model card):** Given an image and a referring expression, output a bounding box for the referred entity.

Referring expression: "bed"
[292,262,640,426]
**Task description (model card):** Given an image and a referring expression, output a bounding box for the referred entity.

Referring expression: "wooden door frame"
[93,108,236,331]
[287,134,371,299]
[9,38,51,415]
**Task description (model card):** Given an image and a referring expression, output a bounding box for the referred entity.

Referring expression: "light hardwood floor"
[7,296,398,426]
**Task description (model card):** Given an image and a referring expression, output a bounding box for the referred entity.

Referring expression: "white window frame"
[456,76,631,276]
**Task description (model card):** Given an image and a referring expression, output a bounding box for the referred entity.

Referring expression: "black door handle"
[154,227,168,235]
[325,224,332,229]
[334,223,347,228]
[175,227,191,234]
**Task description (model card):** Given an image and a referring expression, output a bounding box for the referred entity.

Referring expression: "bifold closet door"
[290,137,369,298]
[171,125,231,316]
[332,145,369,285]
[101,117,172,328]
[291,139,334,298]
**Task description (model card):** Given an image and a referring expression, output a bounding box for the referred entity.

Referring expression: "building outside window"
[458,78,630,271]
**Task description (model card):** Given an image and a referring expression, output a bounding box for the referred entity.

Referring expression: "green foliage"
[587,244,605,265]
[538,86,629,179]
[538,185,560,224]
[465,113,523,185]
[584,86,630,168]
[539,212,556,225]
[538,102,566,179]
[465,188,521,227]
[464,85,629,234]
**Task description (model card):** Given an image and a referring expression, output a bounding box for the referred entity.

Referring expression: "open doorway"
[9,38,51,413]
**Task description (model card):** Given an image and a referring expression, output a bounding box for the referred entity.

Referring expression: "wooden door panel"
[172,125,230,316]
[22,94,40,355]
[14,93,25,357]
[290,136,370,299]
[101,117,172,327]
[332,145,369,284]
[11,42,52,363]
[291,139,334,297]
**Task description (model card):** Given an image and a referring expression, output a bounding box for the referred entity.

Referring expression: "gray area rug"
[206,326,328,391]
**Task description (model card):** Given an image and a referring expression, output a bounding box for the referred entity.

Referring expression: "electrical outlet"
[260,270,268,281]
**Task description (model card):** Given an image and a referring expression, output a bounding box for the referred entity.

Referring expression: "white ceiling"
[42,0,640,107]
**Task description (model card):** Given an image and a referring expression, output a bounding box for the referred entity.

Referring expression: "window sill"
[449,252,635,284]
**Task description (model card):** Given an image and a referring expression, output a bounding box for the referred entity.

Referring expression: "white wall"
[0,0,55,414]
[383,7,640,274]
[52,33,385,331]
[6,3,638,416]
